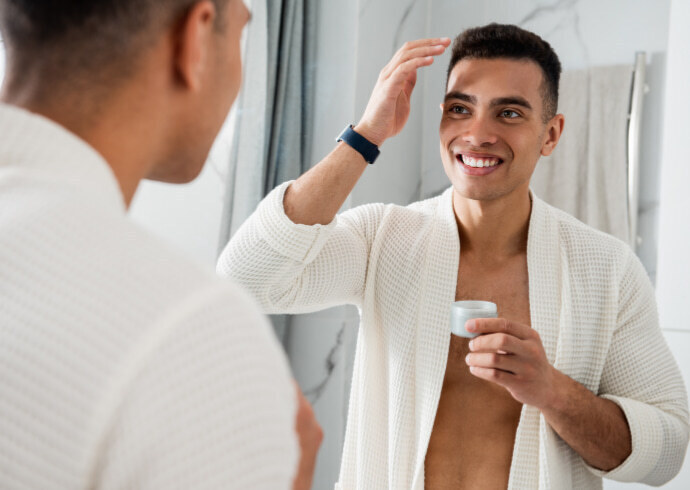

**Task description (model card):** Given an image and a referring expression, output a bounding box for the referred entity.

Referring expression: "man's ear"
[541,113,565,157]
[174,1,217,92]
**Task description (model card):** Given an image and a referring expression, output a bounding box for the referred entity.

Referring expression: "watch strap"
[336,125,380,164]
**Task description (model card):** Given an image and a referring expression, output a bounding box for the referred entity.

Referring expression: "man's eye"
[449,105,469,114]
[501,110,520,119]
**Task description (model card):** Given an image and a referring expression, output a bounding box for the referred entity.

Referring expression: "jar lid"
[451,300,497,314]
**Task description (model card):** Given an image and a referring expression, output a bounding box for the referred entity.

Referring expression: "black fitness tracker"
[336,125,380,164]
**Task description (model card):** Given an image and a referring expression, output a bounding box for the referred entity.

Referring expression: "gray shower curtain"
[217,0,319,341]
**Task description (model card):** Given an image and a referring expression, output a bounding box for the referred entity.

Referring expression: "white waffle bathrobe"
[0,104,298,489]
[218,180,689,489]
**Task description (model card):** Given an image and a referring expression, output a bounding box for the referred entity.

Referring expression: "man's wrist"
[337,125,381,164]
[539,367,572,415]
[353,123,385,147]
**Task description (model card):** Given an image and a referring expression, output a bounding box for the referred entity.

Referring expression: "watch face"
[336,125,351,142]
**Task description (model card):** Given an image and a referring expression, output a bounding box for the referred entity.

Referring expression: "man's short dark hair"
[446,23,562,122]
[0,0,226,94]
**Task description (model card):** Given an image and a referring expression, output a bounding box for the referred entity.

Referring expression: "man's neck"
[1,83,163,208]
[452,187,532,261]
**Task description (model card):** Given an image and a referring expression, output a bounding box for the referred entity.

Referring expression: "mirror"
[296,1,690,488]
[2,1,688,488]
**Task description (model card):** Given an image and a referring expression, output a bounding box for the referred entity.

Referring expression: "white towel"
[531,65,633,244]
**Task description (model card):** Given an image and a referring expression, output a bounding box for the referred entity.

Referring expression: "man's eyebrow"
[444,92,533,111]
[444,91,476,104]
[490,96,532,111]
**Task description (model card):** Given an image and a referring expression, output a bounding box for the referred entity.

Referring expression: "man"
[0,0,321,488]
[218,24,690,489]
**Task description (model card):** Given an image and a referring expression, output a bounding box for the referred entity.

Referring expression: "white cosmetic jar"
[450,300,498,338]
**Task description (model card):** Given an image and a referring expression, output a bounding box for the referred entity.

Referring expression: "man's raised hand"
[355,37,451,147]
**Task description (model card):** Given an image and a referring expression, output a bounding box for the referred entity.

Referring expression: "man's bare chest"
[454,254,531,327]
[446,253,531,401]
[424,255,530,488]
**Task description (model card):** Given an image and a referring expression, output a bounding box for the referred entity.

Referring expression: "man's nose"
[462,115,498,147]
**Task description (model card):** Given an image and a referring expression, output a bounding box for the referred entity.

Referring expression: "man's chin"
[448,179,510,203]
[146,159,205,184]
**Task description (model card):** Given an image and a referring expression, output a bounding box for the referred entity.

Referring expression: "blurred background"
[2,0,689,488]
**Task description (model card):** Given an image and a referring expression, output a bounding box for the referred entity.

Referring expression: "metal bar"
[627,52,647,250]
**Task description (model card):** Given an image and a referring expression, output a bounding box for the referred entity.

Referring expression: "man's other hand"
[292,382,323,490]
[464,318,558,410]
[355,37,451,147]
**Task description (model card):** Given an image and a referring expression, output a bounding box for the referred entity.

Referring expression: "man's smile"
[455,151,505,175]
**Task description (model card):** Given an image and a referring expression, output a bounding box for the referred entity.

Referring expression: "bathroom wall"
[657,0,690,334]
[653,1,690,486]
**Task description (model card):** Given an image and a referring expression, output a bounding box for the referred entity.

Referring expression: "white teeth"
[461,155,500,168]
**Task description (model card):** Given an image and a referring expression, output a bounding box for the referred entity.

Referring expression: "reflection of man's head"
[440,24,565,202]
[446,24,562,123]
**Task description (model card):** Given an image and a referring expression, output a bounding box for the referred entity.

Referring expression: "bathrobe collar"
[0,103,126,213]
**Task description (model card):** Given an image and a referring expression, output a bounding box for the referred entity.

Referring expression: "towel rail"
[627,52,646,250]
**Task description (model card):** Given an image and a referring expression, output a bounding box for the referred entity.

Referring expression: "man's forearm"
[283,128,371,226]
[541,369,632,471]
[284,38,450,226]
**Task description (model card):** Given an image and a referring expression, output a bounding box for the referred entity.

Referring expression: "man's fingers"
[397,37,451,54]
[466,351,521,375]
[357,37,450,145]
[468,366,513,386]
[467,317,535,340]
[469,332,526,356]
[381,43,448,79]
[385,56,434,93]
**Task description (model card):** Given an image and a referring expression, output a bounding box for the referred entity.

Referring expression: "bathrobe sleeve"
[217,181,382,313]
[585,251,690,485]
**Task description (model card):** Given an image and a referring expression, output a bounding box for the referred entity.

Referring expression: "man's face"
[208,0,250,126]
[439,57,561,202]
[156,0,250,184]
[193,0,250,166]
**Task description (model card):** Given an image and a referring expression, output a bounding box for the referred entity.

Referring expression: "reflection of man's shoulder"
[406,189,448,213]
[386,193,444,225]
[346,192,444,224]
[374,195,445,250]
[541,199,633,270]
